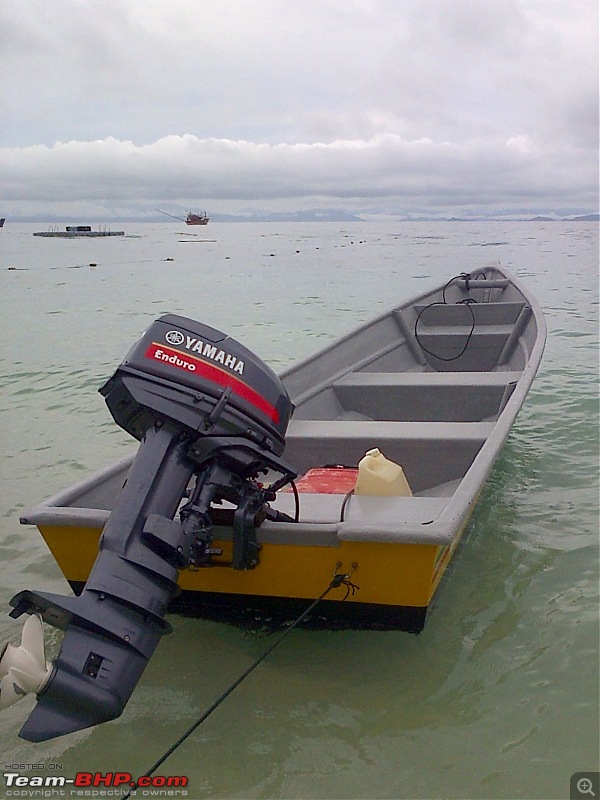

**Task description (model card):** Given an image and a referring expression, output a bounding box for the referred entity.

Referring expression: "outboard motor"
[4,315,296,741]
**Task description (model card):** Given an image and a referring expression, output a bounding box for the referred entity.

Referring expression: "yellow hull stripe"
[38,524,445,608]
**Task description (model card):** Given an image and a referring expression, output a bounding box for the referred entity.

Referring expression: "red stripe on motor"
[144,343,280,423]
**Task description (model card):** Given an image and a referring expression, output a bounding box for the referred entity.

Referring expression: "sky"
[1,0,598,220]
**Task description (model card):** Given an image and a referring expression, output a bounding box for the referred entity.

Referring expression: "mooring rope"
[121,567,358,800]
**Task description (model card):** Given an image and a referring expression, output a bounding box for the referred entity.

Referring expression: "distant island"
[211,209,364,223]
[387,213,599,223]
[527,214,599,222]
[177,211,600,223]
[6,210,599,224]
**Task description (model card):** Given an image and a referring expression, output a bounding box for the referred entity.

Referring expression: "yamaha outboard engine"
[5,315,296,741]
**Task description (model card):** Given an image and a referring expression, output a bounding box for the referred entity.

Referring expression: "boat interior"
[278,272,535,500]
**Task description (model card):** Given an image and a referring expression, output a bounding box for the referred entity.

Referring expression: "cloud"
[1,0,597,217]
[2,132,594,217]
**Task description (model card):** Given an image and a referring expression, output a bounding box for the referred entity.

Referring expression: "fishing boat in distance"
[157,209,209,225]
[33,225,125,238]
[3,262,545,742]
[185,211,209,225]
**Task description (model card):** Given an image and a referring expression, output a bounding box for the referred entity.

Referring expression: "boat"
[3,263,545,741]
[14,262,546,630]
[185,211,209,225]
[157,209,210,225]
[33,225,125,238]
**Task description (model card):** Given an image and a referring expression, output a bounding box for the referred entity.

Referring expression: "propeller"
[0,615,52,710]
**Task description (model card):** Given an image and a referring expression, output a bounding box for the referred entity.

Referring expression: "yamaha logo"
[159,331,246,375]
[165,330,184,346]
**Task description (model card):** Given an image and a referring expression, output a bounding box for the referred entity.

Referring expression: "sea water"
[0,221,598,800]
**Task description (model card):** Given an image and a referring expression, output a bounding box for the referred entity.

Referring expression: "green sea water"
[0,221,598,800]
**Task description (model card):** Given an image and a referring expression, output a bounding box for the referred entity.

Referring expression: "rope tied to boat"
[120,564,359,800]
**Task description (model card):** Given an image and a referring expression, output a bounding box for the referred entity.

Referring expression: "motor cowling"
[7,315,297,742]
[101,313,293,454]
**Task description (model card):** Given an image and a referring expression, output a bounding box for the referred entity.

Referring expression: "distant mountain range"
[374,213,599,223]
[4,210,598,224]
[211,211,600,223]
[527,214,599,222]
[211,209,364,223]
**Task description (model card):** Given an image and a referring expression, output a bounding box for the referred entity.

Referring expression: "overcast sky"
[1,0,598,219]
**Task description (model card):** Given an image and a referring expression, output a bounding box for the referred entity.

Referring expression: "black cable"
[290,479,300,522]
[340,489,354,521]
[120,573,352,800]
[415,273,478,362]
[441,273,467,304]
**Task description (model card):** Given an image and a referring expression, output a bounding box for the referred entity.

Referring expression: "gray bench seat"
[286,419,496,441]
[333,371,522,388]
[283,419,495,493]
[270,492,449,530]
[412,301,525,326]
[332,371,520,423]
